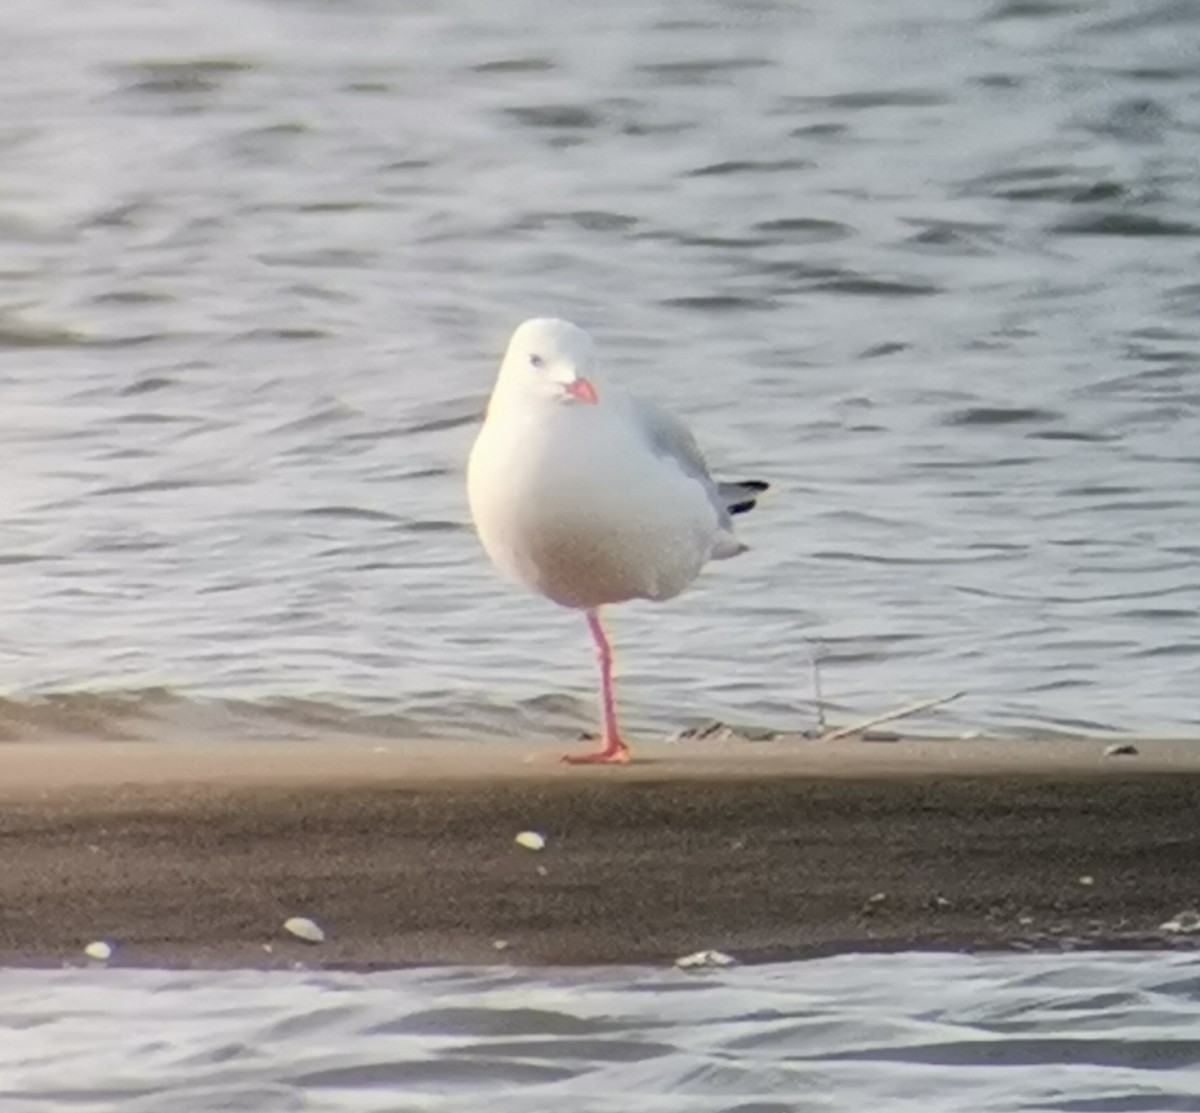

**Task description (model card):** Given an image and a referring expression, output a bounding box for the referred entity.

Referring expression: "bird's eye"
[529,354,545,369]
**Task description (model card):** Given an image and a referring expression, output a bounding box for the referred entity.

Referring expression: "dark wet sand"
[1,737,1198,968]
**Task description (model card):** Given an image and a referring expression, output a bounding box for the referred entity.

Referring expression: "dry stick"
[819,691,965,742]
[811,648,827,734]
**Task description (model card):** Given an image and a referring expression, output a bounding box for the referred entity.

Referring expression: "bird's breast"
[468,406,713,609]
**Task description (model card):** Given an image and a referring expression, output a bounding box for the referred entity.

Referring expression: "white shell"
[515,831,547,851]
[1161,910,1200,934]
[674,949,737,970]
[283,916,326,944]
[84,940,114,962]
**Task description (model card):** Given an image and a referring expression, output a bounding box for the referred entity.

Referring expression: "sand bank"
[0,736,1196,967]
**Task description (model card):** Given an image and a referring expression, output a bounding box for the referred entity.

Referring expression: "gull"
[467,318,767,763]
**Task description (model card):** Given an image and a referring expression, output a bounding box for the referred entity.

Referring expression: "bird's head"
[494,317,600,408]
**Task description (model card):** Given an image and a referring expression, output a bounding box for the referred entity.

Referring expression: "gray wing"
[627,395,768,527]
[628,396,716,487]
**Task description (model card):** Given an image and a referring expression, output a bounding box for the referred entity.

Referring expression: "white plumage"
[467,318,766,763]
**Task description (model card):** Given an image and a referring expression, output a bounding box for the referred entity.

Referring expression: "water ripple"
[0,0,1198,739]
[1,954,1199,1111]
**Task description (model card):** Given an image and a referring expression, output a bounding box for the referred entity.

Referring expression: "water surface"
[4,953,1200,1112]
[2,0,1199,738]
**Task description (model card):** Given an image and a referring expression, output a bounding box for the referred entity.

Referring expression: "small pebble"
[84,940,114,963]
[1104,743,1139,757]
[492,939,510,951]
[1079,875,1094,887]
[675,949,738,970]
[515,831,547,851]
[861,891,888,915]
[535,865,548,876]
[283,917,326,944]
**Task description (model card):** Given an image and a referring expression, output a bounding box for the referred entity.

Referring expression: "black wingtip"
[724,479,769,515]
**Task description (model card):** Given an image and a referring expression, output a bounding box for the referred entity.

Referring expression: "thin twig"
[820,692,964,742]
[810,646,827,734]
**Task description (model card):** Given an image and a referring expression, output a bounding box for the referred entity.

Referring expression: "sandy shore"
[0,736,1197,968]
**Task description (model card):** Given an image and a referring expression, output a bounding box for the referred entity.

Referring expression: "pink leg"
[562,610,631,764]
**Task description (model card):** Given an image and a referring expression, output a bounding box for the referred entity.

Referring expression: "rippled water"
[2,0,1199,738]
[3,953,1200,1111]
